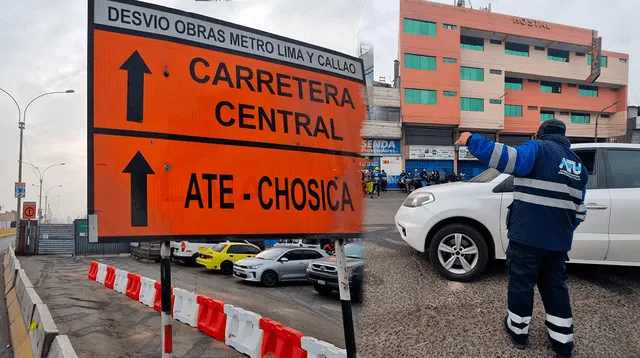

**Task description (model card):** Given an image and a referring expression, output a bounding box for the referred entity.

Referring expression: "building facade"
[398,0,629,176]
[360,48,403,188]
[622,106,640,144]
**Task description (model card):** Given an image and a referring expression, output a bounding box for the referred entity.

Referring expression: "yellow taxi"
[196,242,261,274]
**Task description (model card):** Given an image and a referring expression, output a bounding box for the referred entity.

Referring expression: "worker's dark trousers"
[506,240,574,357]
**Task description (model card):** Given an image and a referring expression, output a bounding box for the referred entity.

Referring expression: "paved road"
[19,253,356,357]
[358,191,640,358]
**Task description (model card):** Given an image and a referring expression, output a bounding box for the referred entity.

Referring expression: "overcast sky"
[1,0,638,222]
[0,0,366,222]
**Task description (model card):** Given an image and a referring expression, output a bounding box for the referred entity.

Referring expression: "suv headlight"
[403,192,435,207]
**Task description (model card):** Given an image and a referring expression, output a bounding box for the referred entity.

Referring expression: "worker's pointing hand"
[455,132,473,146]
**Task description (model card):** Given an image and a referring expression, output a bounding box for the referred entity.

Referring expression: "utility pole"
[594,100,620,142]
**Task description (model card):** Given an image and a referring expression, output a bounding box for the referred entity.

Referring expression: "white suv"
[395,143,640,281]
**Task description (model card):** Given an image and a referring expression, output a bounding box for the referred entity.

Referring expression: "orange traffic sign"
[23,202,36,220]
[88,0,366,242]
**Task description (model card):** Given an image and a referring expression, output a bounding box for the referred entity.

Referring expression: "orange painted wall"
[400,10,461,126]
[504,80,624,133]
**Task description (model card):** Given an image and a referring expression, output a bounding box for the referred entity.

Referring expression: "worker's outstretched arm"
[465,134,540,177]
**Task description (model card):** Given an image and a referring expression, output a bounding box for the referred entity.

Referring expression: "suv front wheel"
[428,224,489,282]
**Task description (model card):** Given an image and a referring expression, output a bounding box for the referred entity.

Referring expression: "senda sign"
[512,17,551,29]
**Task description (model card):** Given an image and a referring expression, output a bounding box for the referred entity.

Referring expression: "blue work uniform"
[467,133,588,356]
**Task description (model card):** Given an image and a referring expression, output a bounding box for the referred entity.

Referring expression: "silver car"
[233,247,328,287]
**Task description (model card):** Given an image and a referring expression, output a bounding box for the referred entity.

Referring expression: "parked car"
[395,143,640,282]
[306,242,364,302]
[173,241,224,265]
[233,247,328,287]
[196,242,261,274]
[274,238,328,249]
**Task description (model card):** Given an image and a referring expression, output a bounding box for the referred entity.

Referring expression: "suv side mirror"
[280,257,289,263]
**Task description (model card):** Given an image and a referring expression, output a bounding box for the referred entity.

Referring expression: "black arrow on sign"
[119,51,152,123]
[123,151,155,227]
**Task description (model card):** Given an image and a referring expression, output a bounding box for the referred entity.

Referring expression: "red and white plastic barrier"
[173,288,198,327]
[197,295,226,342]
[87,263,347,357]
[113,269,129,294]
[224,304,264,358]
[139,277,156,308]
[95,263,107,284]
[301,337,346,358]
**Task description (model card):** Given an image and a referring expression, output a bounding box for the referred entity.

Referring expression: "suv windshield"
[255,248,287,260]
[345,244,364,259]
[469,168,501,183]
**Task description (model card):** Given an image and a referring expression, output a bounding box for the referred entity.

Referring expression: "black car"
[305,242,364,303]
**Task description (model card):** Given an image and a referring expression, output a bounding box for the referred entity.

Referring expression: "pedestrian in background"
[455,119,588,358]
[380,170,388,192]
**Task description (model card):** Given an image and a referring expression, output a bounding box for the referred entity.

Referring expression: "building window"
[490,69,502,75]
[505,42,529,57]
[443,91,457,96]
[460,97,484,112]
[540,81,562,94]
[442,24,456,30]
[404,53,436,71]
[364,68,374,87]
[620,58,627,63]
[559,111,570,116]
[540,110,555,121]
[601,113,610,118]
[405,88,437,104]
[575,52,585,57]
[587,55,608,68]
[505,77,523,90]
[610,88,618,92]
[578,85,598,97]
[460,66,484,81]
[460,36,484,51]
[443,57,457,63]
[534,45,545,51]
[504,105,523,117]
[567,83,577,88]
[571,112,590,124]
[369,106,400,121]
[490,99,502,104]
[490,39,502,45]
[403,18,436,37]
[527,79,539,84]
[548,48,570,62]
[528,106,538,110]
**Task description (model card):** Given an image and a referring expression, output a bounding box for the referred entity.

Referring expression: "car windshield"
[469,168,501,183]
[345,244,364,259]
[211,243,226,253]
[255,248,287,260]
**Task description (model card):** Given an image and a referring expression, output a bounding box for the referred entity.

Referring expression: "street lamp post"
[46,196,60,223]
[0,88,74,232]
[27,164,65,222]
[594,100,621,143]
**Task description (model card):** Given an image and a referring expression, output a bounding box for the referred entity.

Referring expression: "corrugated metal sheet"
[38,224,74,255]
[73,220,130,255]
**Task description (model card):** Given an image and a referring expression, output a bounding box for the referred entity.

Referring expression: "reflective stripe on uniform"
[504,146,517,174]
[490,143,504,168]
[514,178,583,200]
[577,203,586,213]
[513,192,581,211]
[547,328,574,344]
[507,318,530,335]
[576,213,586,221]
[508,310,532,324]
[546,314,573,328]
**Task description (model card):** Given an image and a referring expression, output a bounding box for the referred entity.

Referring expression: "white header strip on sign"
[94,0,363,80]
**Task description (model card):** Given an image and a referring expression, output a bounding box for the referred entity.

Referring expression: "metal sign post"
[160,241,172,357]
[335,238,356,357]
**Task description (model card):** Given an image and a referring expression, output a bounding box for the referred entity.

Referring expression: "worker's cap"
[537,119,566,137]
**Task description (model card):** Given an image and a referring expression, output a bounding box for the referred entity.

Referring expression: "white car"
[173,241,223,265]
[395,143,640,281]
